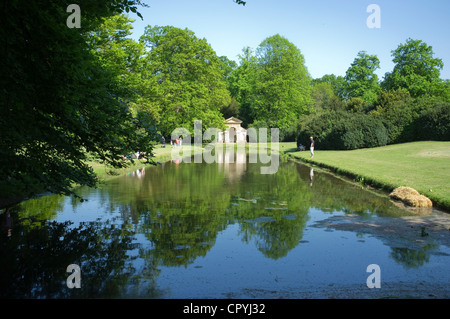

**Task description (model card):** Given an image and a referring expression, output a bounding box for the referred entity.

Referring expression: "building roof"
[224,117,243,124]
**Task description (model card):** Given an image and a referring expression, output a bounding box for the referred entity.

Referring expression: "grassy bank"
[86,140,450,211]
[86,144,205,181]
[285,141,450,212]
[87,142,288,181]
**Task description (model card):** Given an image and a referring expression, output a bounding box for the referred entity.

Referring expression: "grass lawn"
[285,141,450,211]
[86,144,206,181]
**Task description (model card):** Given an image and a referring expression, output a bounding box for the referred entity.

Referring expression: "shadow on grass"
[283,147,299,153]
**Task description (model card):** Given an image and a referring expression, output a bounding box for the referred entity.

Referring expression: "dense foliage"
[227,35,313,139]
[382,39,445,98]
[415,102,450,141]
[297,112,388,150]
[1,0,449,207]
[0,1,155,206]
[140,25,230,137]
[297,38,449,149]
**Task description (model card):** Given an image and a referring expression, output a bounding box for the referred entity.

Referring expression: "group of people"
[122,151,145,160]
[170,137,183,147]
[160,136,185,148]
[297,136,315,158]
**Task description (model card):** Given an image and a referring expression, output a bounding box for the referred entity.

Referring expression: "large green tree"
[227,47,258,127]
[87,14,162,131]
[0,0,154,207]
[251,35,313,130]
[343,51,381,105]
[382,38,444,98]
[139,26,230,137]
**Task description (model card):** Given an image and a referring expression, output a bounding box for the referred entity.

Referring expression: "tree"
[382,38,444,97]
[251,34,313,130]
[432,80,450,102]
[218,55,238,81]
[220,97,240,119]
[218,56,240,118]
[0,0,154,207]
[312,74,346,99]
[227,47,258,127]
[343,51,381,105]
[416,102,450,141]
[87,14,162,134]
[139,26,230,137]
[370,88,412,116]
[297,111,388,150]
[311,82,345,112]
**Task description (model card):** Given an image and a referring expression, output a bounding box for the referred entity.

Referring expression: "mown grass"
[85,144,205,181]
[285,141,450,211]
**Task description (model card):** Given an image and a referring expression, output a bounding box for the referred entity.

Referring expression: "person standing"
[310,136,315,158]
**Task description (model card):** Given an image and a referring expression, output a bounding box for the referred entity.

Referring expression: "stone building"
[218,117,247,143]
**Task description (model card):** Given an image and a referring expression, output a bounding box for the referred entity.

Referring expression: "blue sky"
[130,0,450,80]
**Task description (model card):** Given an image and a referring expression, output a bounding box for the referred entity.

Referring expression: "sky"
[129,0,450,80]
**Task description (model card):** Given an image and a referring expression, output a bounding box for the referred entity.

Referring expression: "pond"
[1,151,450,298]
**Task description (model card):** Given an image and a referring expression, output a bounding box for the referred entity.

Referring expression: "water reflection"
[1,157,449,298]
[218,149,247,183]
[390,246,436,269]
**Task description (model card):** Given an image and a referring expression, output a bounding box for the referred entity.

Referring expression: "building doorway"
[229,127,237,143]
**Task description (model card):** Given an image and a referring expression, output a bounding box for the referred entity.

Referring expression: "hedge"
[297,112,388,150]
[415,103,450,141]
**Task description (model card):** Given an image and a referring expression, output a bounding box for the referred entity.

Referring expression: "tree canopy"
[0,1,154,206]
[1,0,449,207]
[228,35,313,132]
[382,38,444,98]
[139,25,230,137]
[343,51,381,105]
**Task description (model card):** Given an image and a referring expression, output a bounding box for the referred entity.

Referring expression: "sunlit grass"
[286,141,450,211]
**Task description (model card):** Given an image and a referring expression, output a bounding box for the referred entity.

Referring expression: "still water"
[1,152,449,298]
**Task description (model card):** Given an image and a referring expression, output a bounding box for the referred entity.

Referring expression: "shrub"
[337,114,388,150]
[415,103,450,141]
[297,112,388,150]
[373,95,447,144]
[297,111,347,149]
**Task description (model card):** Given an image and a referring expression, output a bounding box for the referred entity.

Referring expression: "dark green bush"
[297,111,345,149]
[297,112,388,150]
[415,103,450,141]
[374,96,447,144]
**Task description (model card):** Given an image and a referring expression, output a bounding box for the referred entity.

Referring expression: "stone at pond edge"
[389,187,433,208]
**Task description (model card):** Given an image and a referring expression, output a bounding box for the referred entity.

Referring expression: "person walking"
[310,136,315,158]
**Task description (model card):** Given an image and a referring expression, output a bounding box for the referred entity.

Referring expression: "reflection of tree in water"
[244,216,309,259]
[9,193,65,228]
[3,157,429,298]
[229,162,311,259]
[389,244,437,269]
[0,215,159,298]
[140,201,227,267]
[98,162,233,268]
[113,160,313,263]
